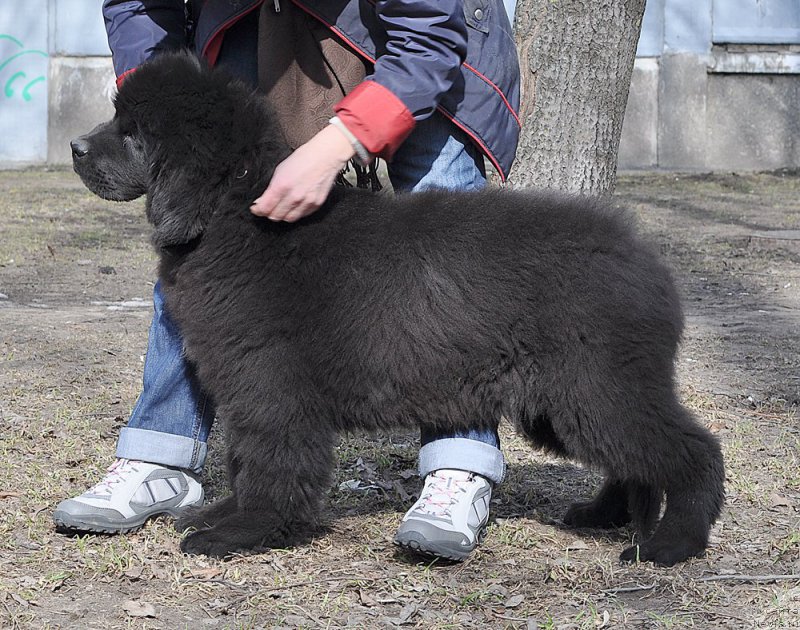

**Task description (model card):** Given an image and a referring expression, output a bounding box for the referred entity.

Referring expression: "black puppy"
[72,52,724,565]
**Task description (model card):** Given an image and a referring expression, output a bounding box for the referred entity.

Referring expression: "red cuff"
[116,67,137,88]
[333,81,416,161]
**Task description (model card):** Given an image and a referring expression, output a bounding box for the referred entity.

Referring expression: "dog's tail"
[628,481,663,536]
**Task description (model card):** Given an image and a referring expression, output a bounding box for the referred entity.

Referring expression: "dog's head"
[72,52,286,248]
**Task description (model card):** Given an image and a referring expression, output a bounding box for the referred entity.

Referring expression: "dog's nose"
[70,138,89,158]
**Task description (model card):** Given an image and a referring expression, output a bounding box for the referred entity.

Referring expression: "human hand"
[250,124,356,222]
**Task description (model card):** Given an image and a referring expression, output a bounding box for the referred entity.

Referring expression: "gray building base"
[619,53,800,171]
[32,53,800,173]
[47,57,116,165]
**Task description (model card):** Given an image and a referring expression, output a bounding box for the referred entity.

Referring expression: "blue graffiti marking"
[0,35,47,102]
[5,71,25,97]
[0,34,24,47]
[21,76,45,101]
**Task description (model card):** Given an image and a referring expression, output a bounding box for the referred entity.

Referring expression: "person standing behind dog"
[55,0,521,562]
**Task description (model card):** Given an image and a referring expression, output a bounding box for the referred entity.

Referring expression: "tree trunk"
[510,0,646,194]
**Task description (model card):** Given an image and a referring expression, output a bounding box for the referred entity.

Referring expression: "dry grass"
[1,169,799,628]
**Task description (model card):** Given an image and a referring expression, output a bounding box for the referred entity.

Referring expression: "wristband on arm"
[328,116,372,166]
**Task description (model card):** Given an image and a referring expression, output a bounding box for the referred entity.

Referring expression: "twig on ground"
[210,575,380,611]
[698,574,800,584]
[602,583,656,595]
[179,578,249,589]
[2,598,22,630]
[491,610,529,622]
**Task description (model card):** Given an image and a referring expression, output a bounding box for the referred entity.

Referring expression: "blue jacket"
[102,0,520,179]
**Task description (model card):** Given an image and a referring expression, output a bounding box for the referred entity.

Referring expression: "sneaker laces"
[413,471,476,519]
[86,458,141,497]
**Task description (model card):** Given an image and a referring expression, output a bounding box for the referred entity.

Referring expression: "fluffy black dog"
[72,52,724,566]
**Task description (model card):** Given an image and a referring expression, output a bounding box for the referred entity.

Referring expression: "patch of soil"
[1,169,798,629]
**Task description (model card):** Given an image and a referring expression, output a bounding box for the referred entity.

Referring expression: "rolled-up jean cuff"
[116,427,207,474]
[418,437,505,484]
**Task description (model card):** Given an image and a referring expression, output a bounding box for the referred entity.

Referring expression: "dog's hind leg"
[564,477,662,532]
[518,410,658,531]
[180,407,337,558]
[520,382,723,565]
[563,479,634,529]
[619,402,725,566]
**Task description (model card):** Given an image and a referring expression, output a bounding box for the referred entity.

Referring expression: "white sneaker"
[394,469,491,561]
[53,459,204,533]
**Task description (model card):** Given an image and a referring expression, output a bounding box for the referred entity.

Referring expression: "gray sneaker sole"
[53,491,204,534]
[53,505,189,534]
[393,520,487,562]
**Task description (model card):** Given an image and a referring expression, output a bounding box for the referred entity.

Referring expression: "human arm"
[250,0,468,221]
[103,0,188,82]
[250,124,356,223]
[334,0,468,157]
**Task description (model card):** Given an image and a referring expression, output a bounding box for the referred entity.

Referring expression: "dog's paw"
[175,496,237,533]
[179,527,255,558]
[174,506,209,533]
[180,528,230,558]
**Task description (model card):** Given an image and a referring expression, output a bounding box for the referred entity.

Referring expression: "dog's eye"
[235,169,248,179]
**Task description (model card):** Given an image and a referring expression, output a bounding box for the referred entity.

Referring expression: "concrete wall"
[0,1,50,164]
[618,0,800,171]
[0,0,114,167]
[1,0,799,171]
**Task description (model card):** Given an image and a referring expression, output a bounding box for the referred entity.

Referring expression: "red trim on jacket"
[334,81,416,161]
[116,67,137,87]
[203,35,224,67]
[437,104,506,182]
[201,1,264,67]
[463,62,521,128]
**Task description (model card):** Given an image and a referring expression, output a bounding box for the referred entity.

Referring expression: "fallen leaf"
[706,420,727,433]
[504,594,524,608]
[566,539,589,551]
[123,566,144,581]
[150,565,170,580]
[398,602,418,624]
[359,589,377,607]
[122,600,157,618]
[769,493,791,509]
[188,566,223,580]
[284,614,309,626]
[393,480,412,502]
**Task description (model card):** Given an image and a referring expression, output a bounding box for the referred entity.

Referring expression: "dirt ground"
[1,168,799,629]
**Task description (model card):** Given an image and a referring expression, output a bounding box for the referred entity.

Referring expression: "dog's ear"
[146,158,223,248]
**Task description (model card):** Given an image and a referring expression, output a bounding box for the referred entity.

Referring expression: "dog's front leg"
[180,414,336,558]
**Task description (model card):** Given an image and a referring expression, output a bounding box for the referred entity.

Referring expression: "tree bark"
[510,0,646,194]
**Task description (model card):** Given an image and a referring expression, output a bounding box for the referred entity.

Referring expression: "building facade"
[1,0,799,170]
[619,0,800,170]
